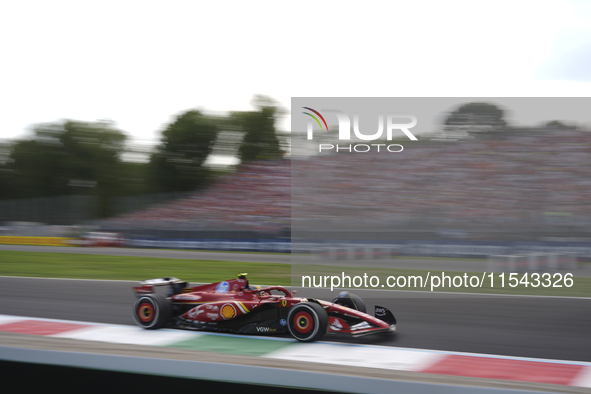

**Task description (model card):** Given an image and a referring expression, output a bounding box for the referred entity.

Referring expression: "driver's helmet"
[237,273,250,289]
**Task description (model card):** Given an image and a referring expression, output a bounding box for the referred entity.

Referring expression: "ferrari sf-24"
[132,274,396,342]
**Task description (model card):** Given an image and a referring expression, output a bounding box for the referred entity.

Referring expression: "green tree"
[444,102,508,138]
[0,140,17,200]
[149,110,219,192]
[544,120,577,130]
[6,120,128,217]
[234,95,283,162]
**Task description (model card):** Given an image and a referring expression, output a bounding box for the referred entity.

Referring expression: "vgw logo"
[302,107,417,153]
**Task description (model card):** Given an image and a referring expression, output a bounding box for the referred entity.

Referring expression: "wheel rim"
[137,301,155,323]
[293,311,313,334]
[134,297,160,327]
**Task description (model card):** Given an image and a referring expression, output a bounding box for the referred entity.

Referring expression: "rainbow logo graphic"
[302,107,329,131]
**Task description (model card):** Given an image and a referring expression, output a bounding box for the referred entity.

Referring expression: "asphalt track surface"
[1,245,590,362]
[1,274,590,363]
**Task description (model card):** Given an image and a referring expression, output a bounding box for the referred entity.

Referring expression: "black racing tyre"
[332,291,366,313]
[287,302,328,342]
[132,294,172,329]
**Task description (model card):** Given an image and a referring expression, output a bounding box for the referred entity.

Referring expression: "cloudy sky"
[1,0,590,146]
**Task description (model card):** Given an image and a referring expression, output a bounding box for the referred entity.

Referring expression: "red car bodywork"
[133,276,396,341]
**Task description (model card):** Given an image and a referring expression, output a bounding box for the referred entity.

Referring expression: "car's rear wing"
[140,277,184,285]
[133,277,188,295]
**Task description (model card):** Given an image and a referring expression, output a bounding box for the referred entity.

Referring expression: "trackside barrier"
[301,242,591,259]
[487,253,579,273]
[0,236,73,247]
[315,245,400,260]
[121,239,591,258]
[486,255,524,273]
[126,238,291,253]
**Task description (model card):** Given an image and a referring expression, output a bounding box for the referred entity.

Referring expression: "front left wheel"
[287,302,328,342]
[132,294,171,329]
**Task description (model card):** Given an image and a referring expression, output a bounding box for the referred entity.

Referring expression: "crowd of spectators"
[106,127,591,240]
[292,128,591,239]
[106,160,291,233]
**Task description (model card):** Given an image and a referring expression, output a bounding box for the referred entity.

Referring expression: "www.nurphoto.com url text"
[301,272,574,291]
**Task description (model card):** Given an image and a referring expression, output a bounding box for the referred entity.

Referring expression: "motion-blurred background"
[2,0,591,251]
[2,98,590,255]
[0,95,291,242]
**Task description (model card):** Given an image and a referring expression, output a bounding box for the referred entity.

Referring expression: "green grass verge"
[395,255,485,262]
[1,250,588,297]
[293,265,591,297]
[0,251,290,284]
[162,249,288,255]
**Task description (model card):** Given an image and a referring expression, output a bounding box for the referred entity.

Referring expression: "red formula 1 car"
[132,274,396,342]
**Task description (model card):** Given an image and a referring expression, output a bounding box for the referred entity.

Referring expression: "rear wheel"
[287,302,328,342]
[132,294,171,329]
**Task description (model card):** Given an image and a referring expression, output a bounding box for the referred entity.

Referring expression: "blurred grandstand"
[292,127,591,242]
[100,160,291,240]
[102,125,591,243]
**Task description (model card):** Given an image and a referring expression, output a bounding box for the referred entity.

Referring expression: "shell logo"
[221,304,236,320]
